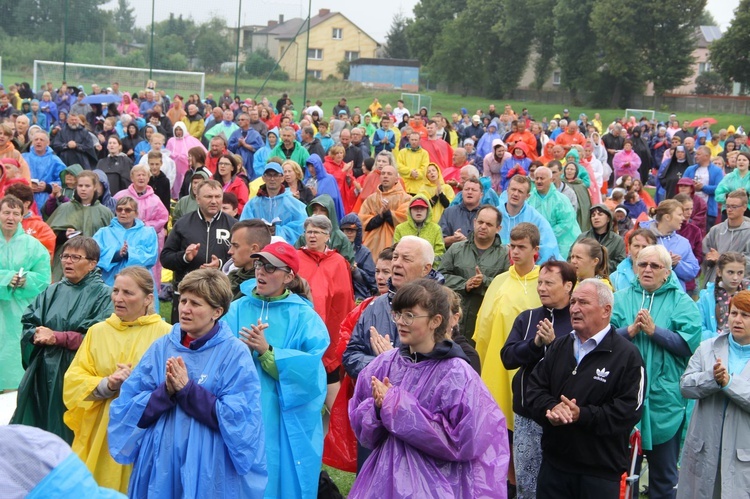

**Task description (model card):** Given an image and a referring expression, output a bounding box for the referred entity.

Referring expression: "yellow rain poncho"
[63,313,170,493]
[473,265,541,431]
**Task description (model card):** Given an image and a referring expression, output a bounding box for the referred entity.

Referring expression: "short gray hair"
[304,215,331,234]
[636,244,671,270]
[397,235,435,267]
[578,278,614,308]
[460,164,480,179]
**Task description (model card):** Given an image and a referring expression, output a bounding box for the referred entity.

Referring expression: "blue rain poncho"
[108,321,267,499]
[92,218,158,285]
[224,280,329,499]
[240,189,308,243]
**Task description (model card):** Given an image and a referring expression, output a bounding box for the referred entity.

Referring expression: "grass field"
[3,69,747,133]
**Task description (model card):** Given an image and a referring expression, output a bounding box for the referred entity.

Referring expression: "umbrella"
[81,94,122,105]
[689,117,717,127]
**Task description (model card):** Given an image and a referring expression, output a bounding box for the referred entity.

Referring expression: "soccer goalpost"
[401,93,432,116]
[625,108,672,125]
[33,60,206,98]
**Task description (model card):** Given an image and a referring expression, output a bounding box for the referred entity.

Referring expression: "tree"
[553,0,599,101]
[194,17,233,73]
[711,0,750,91]
[337,59,351,79]
[384,12,412,59]
[406,0,467,65]
[697,8,718,25]
[695,71,732,94]
[113,0,135,35]
[0,0,112,44]
[529,0,558,90]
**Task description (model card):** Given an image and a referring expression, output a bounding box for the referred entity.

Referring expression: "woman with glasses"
[611,244,701,498]
[12,237,113,443]
[223,241,329,499]
[62,267,169,493]
[46,170,113,281]
[93,197,158,287]
[348,278,509,498]
[0,195,51,392]
[297,215,355,427]
[109,269,266,497]
[214,152,249,213]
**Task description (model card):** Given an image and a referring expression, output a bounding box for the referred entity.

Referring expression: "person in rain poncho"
[0,195,51,391]
[340,213,377,301]
[474,223,543,433]
[0,425,126,499]
[528,166,580,258]
[240,161,308,243]
[22,130,66,210]
[12,237,113,443]
[610,244,701,498]
[348,279,510,498]
[167,121,207,198]
[223,242,329,499]
[93,196,158,286]
[63,267,169,493]
[359,164,412,260]
[475,119,501,164]
[294,194,354,263]
[46,171,113,281]
[393,195,446,264]
[137,133,177,197]
[677,290,750,498]
[304,154,346,221]
[108,269,267,498]
[417,162,455,223]
[576,204,625,274]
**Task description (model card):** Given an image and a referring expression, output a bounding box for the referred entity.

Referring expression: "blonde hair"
[116,267,155,315]
[178,269,232,315]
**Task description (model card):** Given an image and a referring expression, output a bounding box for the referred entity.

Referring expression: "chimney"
[267,20,278,27]
[318,8,330,16]
[279,14,284,23]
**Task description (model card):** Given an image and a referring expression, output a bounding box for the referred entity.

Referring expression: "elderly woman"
[348,278,510,498]
[214,152,248,213]
[282,159,314,204]
[47,170,113,281]
[297,215,355,414]
[223,241,329,498]
[93,196,158,286]
[63,267,169,493]
[108,269,267,497]
[677,290,750,498]
[563,160,592,231]
[12,237,113,443]
[0,195,51,392]
[611,244,702,498]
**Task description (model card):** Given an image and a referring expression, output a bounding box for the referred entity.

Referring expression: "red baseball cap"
[410,198,429,209]
[251,241,300,274]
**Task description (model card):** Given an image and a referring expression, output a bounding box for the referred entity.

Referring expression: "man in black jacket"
[160,179,236,322]
[50,113,97,169]
[526,278,644,498]
[500,260,576,499]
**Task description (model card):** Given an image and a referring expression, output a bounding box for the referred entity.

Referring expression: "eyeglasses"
[116,207,135,213]
[263,171,282,178]
[253,260,289,274]
[725,204,745,211]
[637,262,665,271]
[391,311,431,325]
[218,161,233,167]
[60,253,90,263]
[305,230,329,237]
[341,227,357,233]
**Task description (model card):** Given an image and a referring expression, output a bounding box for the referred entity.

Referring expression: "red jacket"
[22,212,56,262]
[222,175,249,213]
[297,247,354,372]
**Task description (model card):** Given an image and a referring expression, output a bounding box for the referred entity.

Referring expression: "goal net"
[33,60,205,99]
[625,108,672,125]
[401,93,432,116]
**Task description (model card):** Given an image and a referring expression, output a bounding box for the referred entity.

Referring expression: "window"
[308,48,323,60]
[698,62,711,74]
[552,70,561,86]
[332,28,342,40]
[345,51,359,62]
[308,70,322,79]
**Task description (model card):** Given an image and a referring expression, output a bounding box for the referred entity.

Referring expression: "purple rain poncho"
[348,345,510,498]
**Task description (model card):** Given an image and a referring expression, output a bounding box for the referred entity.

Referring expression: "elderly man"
[12,115,31,153]
[228,113,264,179]
[526,279,644,498]
[439,204,510,339]
[500,260,576,499]
[529,166,581,258]
[300,126,326,159]
[49,114,97,170]
[22,131,66,209]
[160,179,237,322]
[271,126,310,166]
[247,107,268,139]
[240,161,308,243]
[350,126,371,162]
[182,104,206,140]
[340,129,364,177]
[555,120,587,152]
[69,91,92,117]
[139,89,157,116]
[204,108,239,143]
[359,164,412,259]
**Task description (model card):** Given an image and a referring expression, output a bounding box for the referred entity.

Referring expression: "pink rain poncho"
[348,346,510,498]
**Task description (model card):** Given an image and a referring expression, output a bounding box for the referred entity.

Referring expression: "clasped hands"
[165,356,189,395]
[371,376,392,408]
[546,395,580,426]
[370,326,394,355]
[239,319,270,355]
[107,363,132,391]
[627,309,655,337]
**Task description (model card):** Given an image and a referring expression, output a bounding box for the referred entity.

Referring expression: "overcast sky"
[111,0,739,44]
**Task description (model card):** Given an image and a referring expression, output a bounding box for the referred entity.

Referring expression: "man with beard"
[50,113,97,170]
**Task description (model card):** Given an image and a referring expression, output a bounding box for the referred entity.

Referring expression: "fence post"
[149,0,155,79]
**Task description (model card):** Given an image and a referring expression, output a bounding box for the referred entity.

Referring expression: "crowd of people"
[0,79,749,499]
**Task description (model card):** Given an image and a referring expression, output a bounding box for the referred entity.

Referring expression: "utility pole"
[302,0,312,106]
[234,0,242,96]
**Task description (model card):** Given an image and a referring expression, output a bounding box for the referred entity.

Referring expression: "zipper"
[205,218,211,264]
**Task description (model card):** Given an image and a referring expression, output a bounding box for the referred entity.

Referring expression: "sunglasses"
[637,262,665,271]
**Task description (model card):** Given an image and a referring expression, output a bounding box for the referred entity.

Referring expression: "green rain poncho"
[610,275,701,450]
[0,225,51,390]
[12,269,113,443]
[46,198,113,281]
[528,184,581,258]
